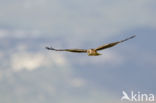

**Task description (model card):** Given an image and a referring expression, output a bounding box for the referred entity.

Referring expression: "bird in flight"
[46,35,136,56]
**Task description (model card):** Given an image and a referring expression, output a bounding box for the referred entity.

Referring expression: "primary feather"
[95,35,136,51]
[46,47,87,53]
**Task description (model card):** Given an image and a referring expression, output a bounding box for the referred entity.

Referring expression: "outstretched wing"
[95,35,136,51]
[46,47,87,53]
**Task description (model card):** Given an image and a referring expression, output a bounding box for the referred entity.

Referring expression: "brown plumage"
[46,35,136,56]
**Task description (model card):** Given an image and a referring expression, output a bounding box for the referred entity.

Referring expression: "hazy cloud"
[0,29,44,38]
[11,52,45,71]
[10,51,70,72]
[70,78,86,88]
[0,0,155,40]
[75,50,124,66]
[0,0,156,103]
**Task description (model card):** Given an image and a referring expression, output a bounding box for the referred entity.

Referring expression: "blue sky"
[0,0,156,103]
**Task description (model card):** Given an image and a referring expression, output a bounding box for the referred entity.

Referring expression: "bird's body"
[46,35,136,56]
[87,49,101,56]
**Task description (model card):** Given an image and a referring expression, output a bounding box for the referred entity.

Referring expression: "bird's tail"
[120,35,136,43]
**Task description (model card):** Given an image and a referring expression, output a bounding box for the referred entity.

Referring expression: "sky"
[0,0,156,103]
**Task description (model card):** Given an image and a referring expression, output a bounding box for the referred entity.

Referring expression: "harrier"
[46,35,136,56]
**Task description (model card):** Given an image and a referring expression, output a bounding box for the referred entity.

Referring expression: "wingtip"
[45,46,55,50]
[131,35,136,38]
[45,46,50,50]
[120,35,136,43]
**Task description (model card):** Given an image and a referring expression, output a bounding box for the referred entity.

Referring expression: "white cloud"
[11,52,45,71]
[10,51,70,72]
[52,53,68,66]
